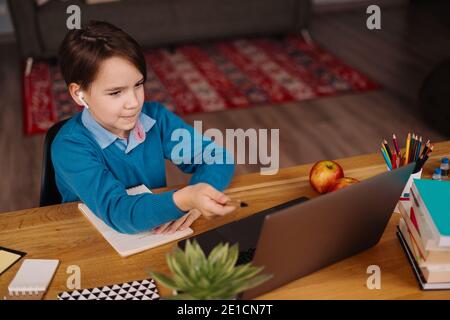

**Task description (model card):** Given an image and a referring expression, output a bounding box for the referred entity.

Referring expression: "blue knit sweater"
[52,101,234,234]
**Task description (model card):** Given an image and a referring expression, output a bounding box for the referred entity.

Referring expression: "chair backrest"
[39,118,70,207]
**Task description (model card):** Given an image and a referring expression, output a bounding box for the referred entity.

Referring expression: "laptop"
[179,163,415,299]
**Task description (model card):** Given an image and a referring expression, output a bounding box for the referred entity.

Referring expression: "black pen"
[225,200,248,208]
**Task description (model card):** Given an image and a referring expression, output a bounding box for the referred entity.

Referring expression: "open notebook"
[78,185,193,257]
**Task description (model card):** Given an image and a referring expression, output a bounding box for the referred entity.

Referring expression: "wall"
[0,0,13,34]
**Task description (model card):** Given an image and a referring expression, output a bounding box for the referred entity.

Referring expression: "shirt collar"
[125,113,156,153]
[81,108,156,151]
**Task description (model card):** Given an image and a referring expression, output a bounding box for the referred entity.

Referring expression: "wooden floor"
[1,2,449,213]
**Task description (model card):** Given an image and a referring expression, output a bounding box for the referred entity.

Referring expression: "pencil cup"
[400,168,422,198]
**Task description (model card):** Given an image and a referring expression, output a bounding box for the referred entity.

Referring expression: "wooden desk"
[1,141,450,300]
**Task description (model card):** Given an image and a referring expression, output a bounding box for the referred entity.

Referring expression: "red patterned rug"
[23,35,379,134]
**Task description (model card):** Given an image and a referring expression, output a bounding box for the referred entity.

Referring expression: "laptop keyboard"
[237,247,257,265]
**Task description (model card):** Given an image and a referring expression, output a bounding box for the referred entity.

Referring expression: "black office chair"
[39,118,70,207]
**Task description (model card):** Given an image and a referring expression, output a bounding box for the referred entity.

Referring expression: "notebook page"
[78,185,193,257]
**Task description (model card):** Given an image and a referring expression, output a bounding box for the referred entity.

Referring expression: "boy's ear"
[68,83,84,107]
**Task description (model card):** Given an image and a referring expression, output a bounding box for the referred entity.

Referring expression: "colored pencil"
[409,134,416,163]
[392,153,397,169]
[392,134,400,155]
[413,155,422,173]
[415,136,422,162]
[412,134,418,162]
[383,139,393,162]
[414,154,429,173]
[404,133,411,165]
[413,134,419,161]
[382,141,390,161]
[381,142,389,162]
[381,147,392,170]
[414,144,433,172]
[420,140,430,158]
[421,154,429,168]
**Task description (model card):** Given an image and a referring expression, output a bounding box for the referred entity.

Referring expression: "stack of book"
[397,178,450,290]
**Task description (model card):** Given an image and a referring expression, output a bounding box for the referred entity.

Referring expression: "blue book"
[411,179,450,248]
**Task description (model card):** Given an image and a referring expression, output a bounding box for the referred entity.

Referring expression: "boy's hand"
[155,184,236,234]
[153,209,201,234]
[173,183,237,219]
[153,221,172,234]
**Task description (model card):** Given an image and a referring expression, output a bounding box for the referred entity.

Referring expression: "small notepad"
[78,184,193,257]
[7,259,59,299]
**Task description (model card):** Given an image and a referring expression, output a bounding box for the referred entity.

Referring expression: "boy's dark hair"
[58,21,147,90]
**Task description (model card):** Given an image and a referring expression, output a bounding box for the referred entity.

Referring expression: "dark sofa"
[8,0,311,59]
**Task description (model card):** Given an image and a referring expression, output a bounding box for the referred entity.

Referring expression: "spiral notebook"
[78,184,193,257]
[6,259,59,300]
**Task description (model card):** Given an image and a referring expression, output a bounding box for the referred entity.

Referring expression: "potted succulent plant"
[149,239,272,300]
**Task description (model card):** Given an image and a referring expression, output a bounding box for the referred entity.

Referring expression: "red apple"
[329,177,360,192]
[309,160,344,194]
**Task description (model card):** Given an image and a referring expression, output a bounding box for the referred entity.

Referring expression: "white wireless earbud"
[78,91,89,109]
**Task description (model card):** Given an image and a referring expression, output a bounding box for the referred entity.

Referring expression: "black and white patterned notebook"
[57,278,160,300]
